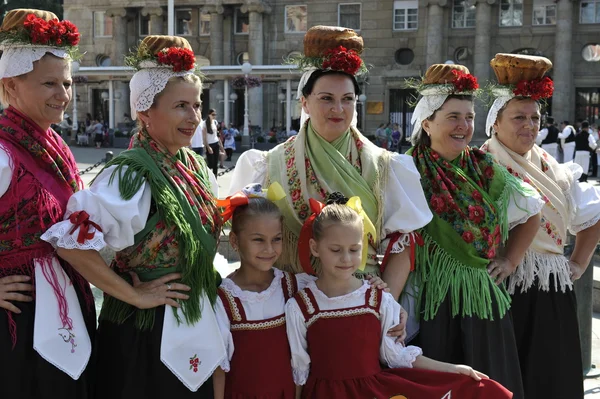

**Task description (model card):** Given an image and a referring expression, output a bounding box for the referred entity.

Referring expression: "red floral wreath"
[23,13,80,46]
[157,47,196,72]
[451,69,479,92]
[321,46,362,76]
[512,76,554,101]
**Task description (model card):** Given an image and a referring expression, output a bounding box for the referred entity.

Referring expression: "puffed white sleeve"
[0,147,13,198]
[506,177,545,229]
[228,149,267,195]
[285,298,310,385]
[379,292,423,368]
[41,165,152,252]
[295,273,318,290]
[214,297,234,372]
[566,166,600,233]
[381,153,433,253]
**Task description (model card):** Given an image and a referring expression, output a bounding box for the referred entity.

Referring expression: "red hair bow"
[216,192,249,223]
[298,198,326,275]
[68,211,103,244]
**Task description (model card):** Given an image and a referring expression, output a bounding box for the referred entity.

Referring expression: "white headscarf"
[485,87,515,137]
[0,44,70,78]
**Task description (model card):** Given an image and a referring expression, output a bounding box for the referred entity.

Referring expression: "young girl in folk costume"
[213,184,390,399]
[285,194,514,399]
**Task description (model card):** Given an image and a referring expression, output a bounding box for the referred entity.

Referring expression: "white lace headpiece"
[129,60,194,120]
[485,87,515,137]
[410,85,473,145]
[0,45,69,78]
[296,67,358,129]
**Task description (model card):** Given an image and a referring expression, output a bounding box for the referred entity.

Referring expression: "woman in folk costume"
[405,63,544,399]
[481,53,600,399]
[229,25,433,318]
[42,35,225,398]
[0,9,96,398]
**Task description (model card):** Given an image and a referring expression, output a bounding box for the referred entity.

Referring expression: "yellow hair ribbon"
[263,181,286,202]
[346,196,376,271]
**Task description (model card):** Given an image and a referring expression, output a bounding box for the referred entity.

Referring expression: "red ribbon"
[380,231,424,274]
[297,198,326,275]
[68,210,103,244]
[216,192,250,223]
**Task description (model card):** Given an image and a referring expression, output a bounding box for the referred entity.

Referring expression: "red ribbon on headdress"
[216,192,250,223]
[380,231,424,274]
[68,210,103,244]
[298,198,326,275]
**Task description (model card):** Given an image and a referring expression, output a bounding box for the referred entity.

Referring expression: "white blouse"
[215,269,316,372]
[39,163,218,252]
[285,280,423,386]
[229,150,434,253]
[564,163,600,233]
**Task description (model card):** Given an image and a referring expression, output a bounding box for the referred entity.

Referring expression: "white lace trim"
[390,233,411,254]
[306,280,369,303]
[298,290,315,315]
[292,367,310,386]
[220,269,284,303]
[0,46,68,78]
[570,212,600,234]
[508,193,545,230]
[219,358,230,373]
[508,249,573,294]
[391,345,422,368]
[231,315,286,331]
[409,94,448,146]
[219,288,242,322]
[129,68,194,120]
[41,219,107,252]
[306,308,380,328]
[486,93,514,137]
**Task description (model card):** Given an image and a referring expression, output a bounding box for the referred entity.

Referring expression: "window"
[393,1,418,30]
[452,0,476,28]
[199,13,210,36]
[235,8,249,34]
[176,9,193,36]
[394,48,414,65]
[580,1,600,24]
[500,0,523,27]
[139,13,150,36]
[94,11,113,37]
[532,0,556,25]
[285,5,307,33]
[338,3,361,30]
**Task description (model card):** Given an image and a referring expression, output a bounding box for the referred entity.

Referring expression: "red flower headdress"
[451,69,479,93]
[512,76,554,100]
[156,47,196,72]
[23,13,80,47]
[321,46,363,76]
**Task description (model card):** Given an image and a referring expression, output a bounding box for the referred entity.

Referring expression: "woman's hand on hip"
[569,260,585,281]
[0,275,33,313]
[130,272,191,309]
[487,256,517,285]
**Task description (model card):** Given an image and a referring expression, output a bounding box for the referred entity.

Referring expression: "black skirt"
[95,304,214,399]
[0,278,96,399]
[410,284,525,399]
[511,277,583,399]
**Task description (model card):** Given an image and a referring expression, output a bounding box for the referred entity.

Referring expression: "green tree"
[0,0,63,21]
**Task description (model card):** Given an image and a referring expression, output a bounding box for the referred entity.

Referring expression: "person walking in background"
[574,121,596,182]
[392,123,402,153]
[559,121,576,163]
[191,118,205,157]
[203,108,225,177]
[538,117,559,159]
[223,125,235,161]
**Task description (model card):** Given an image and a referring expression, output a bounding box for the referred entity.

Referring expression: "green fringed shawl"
[95,130,221,330]
[408,145,535,321]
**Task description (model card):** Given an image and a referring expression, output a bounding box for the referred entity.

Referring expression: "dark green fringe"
[96,148,218,330]
[416,232,512,321]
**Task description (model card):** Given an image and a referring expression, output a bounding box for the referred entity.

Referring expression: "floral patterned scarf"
[408,145,530,321]
[98,129,221,329]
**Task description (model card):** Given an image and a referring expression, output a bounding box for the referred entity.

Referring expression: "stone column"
[553,0,574,123]
[205,5,225,118]
[473,0,496,142]
[142,6,164,35]
[242,1,271,130]
[424,0,447,67]
[106,8,129,126]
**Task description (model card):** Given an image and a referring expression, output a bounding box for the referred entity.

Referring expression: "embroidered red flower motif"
[484,166,494,179]
[451,69,479,92]
[430,195,447,214]
[189,354,200,372]
[472,190,483,202]
[468,205,485,224]
[513,76,554,101]
[486,247,496,259]
[462,231,475,243]
[291,189,302,202]
[23,14,80,46]
[157,47,196,72]
[557,238,562,246]
[321,46,362,76]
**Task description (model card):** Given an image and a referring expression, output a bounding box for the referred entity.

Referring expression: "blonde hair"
[312,203,362,241]
[231,197,282,235]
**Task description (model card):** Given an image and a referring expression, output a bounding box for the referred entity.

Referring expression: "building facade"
[63,0,600,141]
